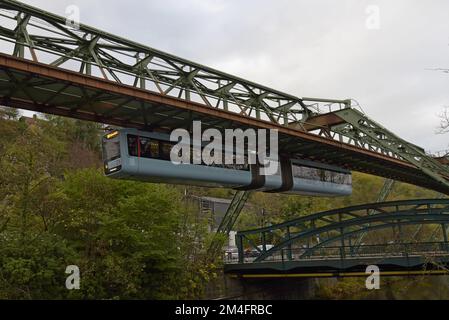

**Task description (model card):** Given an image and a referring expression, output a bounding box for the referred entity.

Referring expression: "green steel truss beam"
[374,179,396,205]
[327,108,449,189]
[235,199,449,263]
[0,0,448,192]
[207,191,251,259]
[0,0,319,124]
[351,178,396,251]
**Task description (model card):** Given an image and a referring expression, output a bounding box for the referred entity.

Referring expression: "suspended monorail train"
[102,129,352,196]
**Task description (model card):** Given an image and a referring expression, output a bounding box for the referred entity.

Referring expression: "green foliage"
[0,114,445,300]
[315,278,368,300]
[0,116,211,300]
[43,115,103,152]
[0,234,78,299]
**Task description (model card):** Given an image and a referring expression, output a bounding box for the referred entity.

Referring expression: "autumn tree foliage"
[0,115,211,299]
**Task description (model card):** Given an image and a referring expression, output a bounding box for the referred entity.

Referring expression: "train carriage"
[102,129,352,196]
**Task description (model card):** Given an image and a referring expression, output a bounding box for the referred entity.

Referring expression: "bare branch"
[437,106,449,134]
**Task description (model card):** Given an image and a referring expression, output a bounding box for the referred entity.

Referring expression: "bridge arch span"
[235,199,449,263]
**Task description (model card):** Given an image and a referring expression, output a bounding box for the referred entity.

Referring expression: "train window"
[292,165,300,178]
[191,148,250,171]
[234,164,250,171]
[326,171,352,185]
[150,141,160,159]
[239,155,250,171]
[140,137,152,158]
[319,170,326,182]
[293,164,351,185]
[221,153,250,171]
[343,173,352,185]
[192,147,202,165]
[293,165,318,179]
[103,134,121,161]
[160,142,173,161]
[325,171,335,183]
[128,135,138,157]
[202,151,213,166]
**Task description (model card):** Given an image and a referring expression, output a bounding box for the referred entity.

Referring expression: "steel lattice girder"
[0,0,448,194]
[208,191,251,259]
[3,54,448,194]
[0,0,317,124]
[305,109,449,191]
[331,108,449,186]
[352,178,396,251]
[235,199,449,263]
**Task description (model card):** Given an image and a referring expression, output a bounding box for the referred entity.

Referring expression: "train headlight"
[106,131,119,139]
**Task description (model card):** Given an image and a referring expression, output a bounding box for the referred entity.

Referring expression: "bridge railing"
[224,241,449,264]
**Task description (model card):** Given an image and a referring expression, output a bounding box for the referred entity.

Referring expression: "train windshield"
[102,131,121,174]
[292,164,352,185]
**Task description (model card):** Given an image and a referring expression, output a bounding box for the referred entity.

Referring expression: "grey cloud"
[17,0,449,152]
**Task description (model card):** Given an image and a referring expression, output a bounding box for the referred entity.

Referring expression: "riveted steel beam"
[0,0,448,195]
[330,108,449,189]
[208,191,252,261]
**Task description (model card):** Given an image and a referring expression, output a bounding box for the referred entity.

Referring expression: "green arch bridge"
[225,199,449,278]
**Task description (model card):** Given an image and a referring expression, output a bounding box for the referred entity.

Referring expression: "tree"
[0,233,78,299]
[53,169,213,299]
[0,116,214,299]
[438,107,449,135]
[0,120,66,240]
[43,115,103,152]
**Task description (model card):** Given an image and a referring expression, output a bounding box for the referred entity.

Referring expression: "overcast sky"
[17,0,449,152]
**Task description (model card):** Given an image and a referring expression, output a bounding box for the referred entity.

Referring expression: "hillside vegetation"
[0,108,445,299]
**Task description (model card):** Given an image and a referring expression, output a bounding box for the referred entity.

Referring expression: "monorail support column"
[208,191,252,261]
[352,179,396,254]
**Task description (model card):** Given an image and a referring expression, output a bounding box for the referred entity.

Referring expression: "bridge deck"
[224,254,449,278]
[227,200,449,278]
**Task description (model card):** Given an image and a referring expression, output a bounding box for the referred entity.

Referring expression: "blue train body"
[102,129,352,197]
